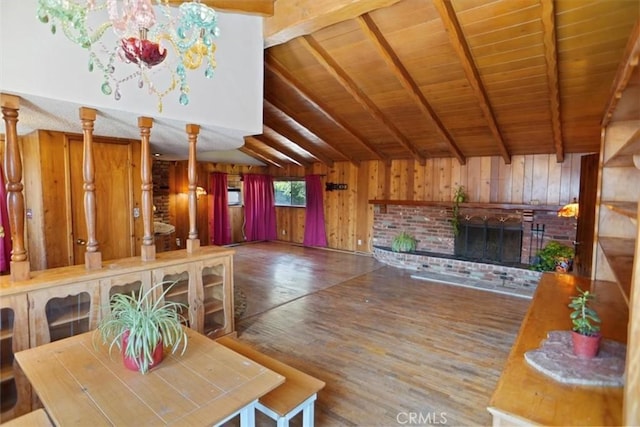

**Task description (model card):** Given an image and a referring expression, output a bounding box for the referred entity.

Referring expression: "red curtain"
[244,174,277,241]
[303,175,327,247]
[0,166,11,272]
[209,172,231,245]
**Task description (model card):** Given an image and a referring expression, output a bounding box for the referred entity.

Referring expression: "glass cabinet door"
[29,282,100,347]
[201,264,226,337]
[153,266,193,328]
[99,271,152,319]
[0,306,17,415]
[0,294,30,422]
[45,293,92,342]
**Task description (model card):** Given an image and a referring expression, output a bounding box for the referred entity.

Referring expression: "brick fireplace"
[372,202,576,265]
[371,202,576,292]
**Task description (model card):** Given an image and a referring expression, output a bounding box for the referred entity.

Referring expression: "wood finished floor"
[228,242,530,426]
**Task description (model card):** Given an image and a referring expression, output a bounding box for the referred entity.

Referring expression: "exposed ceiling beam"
[239,142,283,168]
[250,132,311,167]
[301,35,426,165]
[541,0,564,163]
[264,101,336,167]
[358,14,466,166]
[266,57,386,162]
[433,0,511,165]
[264,0,403,48]
[168,0,274,16]
[265,96,362,166]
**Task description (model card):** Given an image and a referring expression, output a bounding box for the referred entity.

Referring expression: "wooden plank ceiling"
[245,0,639,167]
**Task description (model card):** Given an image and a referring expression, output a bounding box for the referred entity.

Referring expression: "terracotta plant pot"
[121,330,164,372]
[571,330,601,359]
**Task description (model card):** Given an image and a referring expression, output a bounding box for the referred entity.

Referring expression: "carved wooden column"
[139,117,156,261]
[80,107,102,270]
[186,124,200,253]
[1,94,30,281]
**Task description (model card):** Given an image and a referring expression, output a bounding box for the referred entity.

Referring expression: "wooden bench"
[217,336,325,427]
[2,409,53,427]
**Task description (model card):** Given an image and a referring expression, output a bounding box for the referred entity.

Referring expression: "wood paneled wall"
[165,152,586,253]
[168,162,267,249]
[21,130,142,270]
[265,152,586,252]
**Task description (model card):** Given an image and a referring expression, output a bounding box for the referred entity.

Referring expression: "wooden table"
[15,328,285,426]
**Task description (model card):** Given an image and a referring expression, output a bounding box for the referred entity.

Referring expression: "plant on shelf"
[452,185,467,237]
[96,281,189,374]
[529,241,574,272]
[568,287,601,358]
[391,231,417,253]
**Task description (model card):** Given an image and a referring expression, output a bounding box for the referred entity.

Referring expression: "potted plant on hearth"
[568,287,601,358]
[391,231,417,253]
[96,281,189,373]
[530,241,574,272]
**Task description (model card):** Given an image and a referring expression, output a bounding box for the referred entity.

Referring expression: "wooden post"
[80,107,102,270]
[1,94,30,281]
[186,124,200,253]
[139,117,156,261]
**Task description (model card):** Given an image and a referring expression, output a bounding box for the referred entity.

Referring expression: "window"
[274,179,306,207]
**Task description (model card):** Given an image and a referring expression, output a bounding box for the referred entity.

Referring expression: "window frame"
[273,178,306,207]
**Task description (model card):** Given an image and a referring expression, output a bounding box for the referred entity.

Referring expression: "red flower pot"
[571,330,601,359]
[121,330,164,372]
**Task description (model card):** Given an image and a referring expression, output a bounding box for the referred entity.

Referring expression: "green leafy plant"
[530,241,574,272]
[391,231,417,253]
[96,281,189,374]
[452,185,467,236]
[568,287,601,336]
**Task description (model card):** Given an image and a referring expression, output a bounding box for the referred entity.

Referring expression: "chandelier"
[36,0,220,112]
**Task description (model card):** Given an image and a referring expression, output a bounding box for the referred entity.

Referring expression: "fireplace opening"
[454,217,523,266]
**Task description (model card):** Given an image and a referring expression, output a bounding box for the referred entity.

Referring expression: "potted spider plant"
[391,231,417,253]
[96,281,189,373]
[568,287,601,358]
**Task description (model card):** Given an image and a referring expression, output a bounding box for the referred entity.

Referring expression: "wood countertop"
[488,273,628,426]
[0,246,235,296]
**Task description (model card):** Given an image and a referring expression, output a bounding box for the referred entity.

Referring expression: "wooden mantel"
[368,199,562,212]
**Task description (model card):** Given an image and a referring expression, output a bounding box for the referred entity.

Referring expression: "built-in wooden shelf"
[368,200,562,212]
[599,236,635,305]
[203,275,224,288]
[604,126,640,167]
[0,365,15,383]
[0,329,13,341]
[603,201,638,222]
[204,298,224,315]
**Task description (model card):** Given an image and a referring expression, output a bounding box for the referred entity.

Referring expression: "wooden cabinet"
[0,246,235,422]
[152,256,234,338]
[0,294,30,422]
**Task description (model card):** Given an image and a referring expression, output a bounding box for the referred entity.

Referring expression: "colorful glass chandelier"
[36,0,220,112]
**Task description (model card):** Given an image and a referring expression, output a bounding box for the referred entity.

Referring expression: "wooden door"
[69,138,134,264]
[575,153,599,277]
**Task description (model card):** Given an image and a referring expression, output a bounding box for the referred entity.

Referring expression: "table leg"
[239,400,257,427]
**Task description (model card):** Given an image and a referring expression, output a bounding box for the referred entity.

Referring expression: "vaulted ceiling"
[245,0,639,168]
